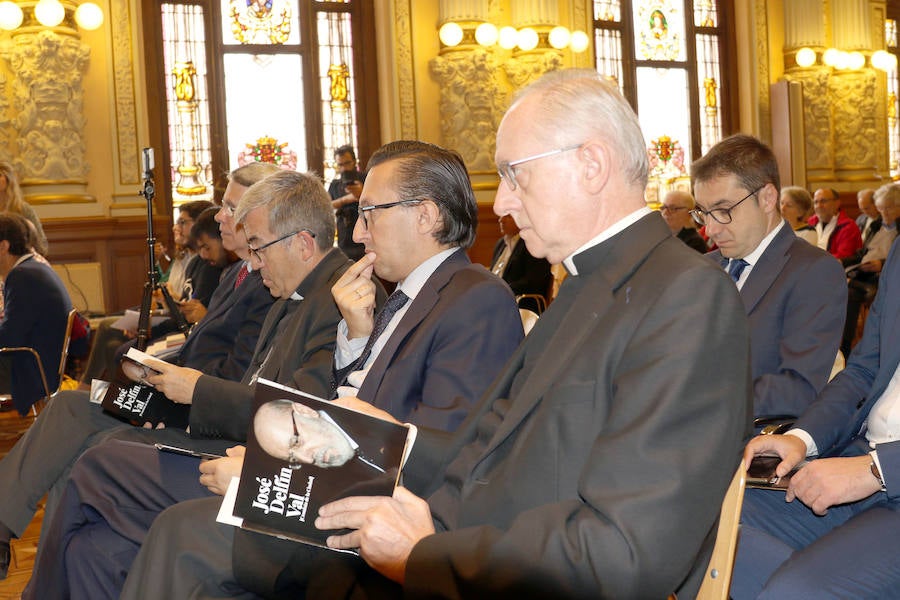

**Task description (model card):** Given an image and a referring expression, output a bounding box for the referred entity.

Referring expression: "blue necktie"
[727,258,749,283]
[331,289,410,395]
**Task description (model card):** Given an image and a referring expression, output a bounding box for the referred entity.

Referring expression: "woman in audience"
[0,161,47,255]
[780,186,817,245]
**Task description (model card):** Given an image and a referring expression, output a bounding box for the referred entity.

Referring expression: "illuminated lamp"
[0,1,23,30]
[570,30,590,53]
[516,27,538,51]
[75,2,103,30]
[475,22,498,46]
[439,22,464,47]
[847,51,865,70]
[498,26,518,49]
[548,26,570,50]
[795,47,816,67]
[34,0,65,26]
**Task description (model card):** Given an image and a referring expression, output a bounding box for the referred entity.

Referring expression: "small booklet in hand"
[100,347,190,429]
[746,455,807,490]
[217,378,417,553]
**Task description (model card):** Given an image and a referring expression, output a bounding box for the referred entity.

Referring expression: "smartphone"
[340,170,360,185]
[154,443,224,460]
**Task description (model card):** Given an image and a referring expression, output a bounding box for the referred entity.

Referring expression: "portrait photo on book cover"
[231,380,413,548]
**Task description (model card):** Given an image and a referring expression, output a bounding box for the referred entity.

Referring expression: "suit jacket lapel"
[739,223,793,314]
[358,251,468,398]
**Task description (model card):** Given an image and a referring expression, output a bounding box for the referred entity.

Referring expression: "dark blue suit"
[0,256,72,414]
[733,241,900,599]
[709,222,847,418]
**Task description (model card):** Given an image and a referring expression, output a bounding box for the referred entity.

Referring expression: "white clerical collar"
[563,207,653,276]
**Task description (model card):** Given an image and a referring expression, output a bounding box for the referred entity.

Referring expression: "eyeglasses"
[286,411,303,470]
[690,186,764,226]
[659,205,687,214]
[357,199,422,229]
[247,229,315,262]
[175,218,193,227]
[497,144,582,191]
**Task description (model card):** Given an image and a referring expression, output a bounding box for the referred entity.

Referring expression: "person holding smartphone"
[328,144,366,261]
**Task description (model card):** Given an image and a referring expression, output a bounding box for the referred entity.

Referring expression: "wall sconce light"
[795,47,816,67]
[0,0,103,31]
[872,49,897,72]
[438,19,589,53]
[822,47,841,67]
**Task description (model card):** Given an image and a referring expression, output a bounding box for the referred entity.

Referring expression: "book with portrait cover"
[217,378,417,552]
[100,347,190,429]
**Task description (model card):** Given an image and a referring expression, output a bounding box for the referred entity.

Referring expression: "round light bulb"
[474,22,498,46]
[834,50,851,70]
[498,26,518,50]
[548,26,570,50]
[872,50,892,71]
[822,48,840,67]
[516,27,538,52]
[35,0,65,26]
[847,51,865,70]
[795,47,816,68]
[570,30,590,53]
[438,22,464,47]
[0,1,23,30]
[75,2,103,30]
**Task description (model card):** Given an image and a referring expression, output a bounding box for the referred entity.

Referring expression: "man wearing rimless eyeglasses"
[692,134,846,420]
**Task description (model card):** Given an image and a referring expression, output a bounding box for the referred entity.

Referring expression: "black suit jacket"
[490,237,553,301]
[400,214,751,599]
[0,257,72,413]
[189,249,353,442]
[178,261,274,381]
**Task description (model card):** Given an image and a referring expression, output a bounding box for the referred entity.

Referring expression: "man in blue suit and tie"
[732,240,900,598]
[691,134,847,419]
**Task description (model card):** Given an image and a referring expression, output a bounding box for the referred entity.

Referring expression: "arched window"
[141,0,380,207]
[592,0,736,198]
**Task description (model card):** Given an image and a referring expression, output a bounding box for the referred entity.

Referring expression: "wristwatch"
[870,459,887,492]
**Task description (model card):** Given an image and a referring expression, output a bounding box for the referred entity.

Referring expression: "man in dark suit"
[0,213,72,415]
[33,141,523,599]
[855,188,880,245]
[660,189,709,253]
[123,69,750,599]
[0,163,278,581]
[733,241,900,599]
[490,213,553,309]
[691,134,847,419]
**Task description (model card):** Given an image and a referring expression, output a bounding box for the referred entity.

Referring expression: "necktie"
[234,263,249,289]
[727,258,749,283]
[331,289,410,395]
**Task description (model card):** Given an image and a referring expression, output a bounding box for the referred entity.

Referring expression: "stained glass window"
[151,0,375,208]
[592,0,730,197]
[161,3,214,204]
[886,19,899,179]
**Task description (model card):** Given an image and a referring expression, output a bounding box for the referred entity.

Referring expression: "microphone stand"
[135,149,191,351]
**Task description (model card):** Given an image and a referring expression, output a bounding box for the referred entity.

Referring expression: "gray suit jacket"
[398,213,751,599]
[709,222,847,417]
[797,242,900,497]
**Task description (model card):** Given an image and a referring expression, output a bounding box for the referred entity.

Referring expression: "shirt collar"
[739,219,785,267]
[563,207,653,276]
[396,247,459,300]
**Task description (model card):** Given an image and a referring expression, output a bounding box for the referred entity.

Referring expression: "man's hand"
[199,446,245,496]
[331,253,377,340]
[859,259,884,274]
[331,396,401,425]
[345,181,363,199]
[743,433,808,478]
[143,363,203,404]
[179,299,207,324]
[787,455,882,515]
[316,487,435,583]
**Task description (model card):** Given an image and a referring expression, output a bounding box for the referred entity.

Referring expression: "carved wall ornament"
[829,70,877,168]
[4,29,90,182]
[784,69,833,171]
[429,48,507,171]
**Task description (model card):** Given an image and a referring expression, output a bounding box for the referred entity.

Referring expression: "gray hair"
[229,162,282,188]
[511,69,649,190]
[235,170,335,251]
[874,183,900,208]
